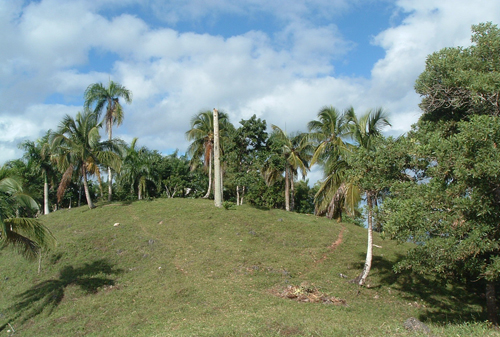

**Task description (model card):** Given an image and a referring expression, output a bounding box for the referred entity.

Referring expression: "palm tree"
[51,110,123,209]
[266,125,311,212]
[19,131,56,215]
[185,110,231,199]
[308,106,358,221]
[346,107,391,286]
[118,138,159,200]
[84,80,132,201]
[0,171,55,259]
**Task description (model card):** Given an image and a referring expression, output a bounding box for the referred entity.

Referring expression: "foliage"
[415,22,500,122]
[0,173,55,259]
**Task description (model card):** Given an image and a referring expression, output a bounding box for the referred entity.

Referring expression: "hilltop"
[0,199,494,336]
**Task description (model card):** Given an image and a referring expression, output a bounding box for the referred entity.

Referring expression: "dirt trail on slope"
[313,225,345,267]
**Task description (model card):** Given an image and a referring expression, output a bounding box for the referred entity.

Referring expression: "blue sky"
[1,0,500,184]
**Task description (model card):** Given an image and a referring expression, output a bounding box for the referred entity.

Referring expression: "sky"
[1,0,500,183]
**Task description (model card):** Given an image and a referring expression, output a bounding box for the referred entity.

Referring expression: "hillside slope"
[0,199,493,336]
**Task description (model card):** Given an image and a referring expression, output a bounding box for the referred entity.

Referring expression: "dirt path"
[312,225,345,267]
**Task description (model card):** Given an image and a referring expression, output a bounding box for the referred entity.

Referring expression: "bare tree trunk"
[290,172,295,212]
[284,167,290,211]
[108,116,113,202]
[236,186,240,206]
[241,186,245,205]
[358,191,373,286]
[486,281,498,326]
[43,174,50,215]
[203,155,212,199]
[213,108,222,208]
[82,166,95,209]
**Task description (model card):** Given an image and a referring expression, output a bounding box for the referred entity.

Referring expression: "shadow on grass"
[2,259,123,328]
[356,252,487,325]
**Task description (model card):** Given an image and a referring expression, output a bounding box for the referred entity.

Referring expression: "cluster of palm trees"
[185,105,390,219]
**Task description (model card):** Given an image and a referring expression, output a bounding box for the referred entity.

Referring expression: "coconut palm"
[266,125,311,212]
[185,110,231,199]
[51,110,123,209]
[346,107,391,286]
[84,80,132,201]
[118,138,159,200]
[0,172,55,259]
[308,106,358,220]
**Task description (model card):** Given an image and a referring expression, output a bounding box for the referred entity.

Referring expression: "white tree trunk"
[213,108,222,208]
[359,191,374,286]
[203,155,212,199]
[108,123,113,202]
[284,167,290,211]
[236,186,240,206]
[43,174,50,215]
[82,167,95,209]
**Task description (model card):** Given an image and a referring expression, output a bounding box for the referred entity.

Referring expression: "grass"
[0,198,497,336]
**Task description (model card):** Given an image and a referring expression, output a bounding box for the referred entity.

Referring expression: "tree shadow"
[358,252,488,325]
[3,259,123,326]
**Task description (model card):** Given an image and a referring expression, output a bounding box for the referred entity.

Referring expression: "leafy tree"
[385,23,500,325]
[415,22,500,122]
[224,115,268,205]
[51,110,123,209]
[84,80,132,201]
[0,170,55,259]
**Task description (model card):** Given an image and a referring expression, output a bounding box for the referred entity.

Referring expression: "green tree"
[20,131,57,215]
[0,171,55,259]
[185,110,232,199]
[308,106,357,220]
[84,80,132,201]
[118,138,160,200]
[415,22,500,122]
[51,110,123,209]
[345,107,391,286]
[385,23,500,325]
[266,126,311,212]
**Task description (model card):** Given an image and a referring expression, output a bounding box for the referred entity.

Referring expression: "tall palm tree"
[308,106,358,221]
[51,110,123,209]
[266,125,311,212]
[84,80,132,201]
[19,131,56,215]
[185,110,231,199]
[0,171,56,259]
[346,107,391,286]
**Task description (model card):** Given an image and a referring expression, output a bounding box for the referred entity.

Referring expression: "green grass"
[0,198,497,336]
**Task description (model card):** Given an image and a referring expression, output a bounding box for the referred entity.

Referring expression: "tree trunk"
[82,166,95,209]
[213,108,222,208]
[486,281,498,326]
[236,186,240,206]
[285,167,290,211]
[108,113,113,202]
[241,186,245,205]
[203,154,212,199]
[43,173,50,215]
[358,191,374,286]
[290,172,295,212]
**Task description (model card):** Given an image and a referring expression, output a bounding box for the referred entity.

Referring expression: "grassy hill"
[0,198,496,336]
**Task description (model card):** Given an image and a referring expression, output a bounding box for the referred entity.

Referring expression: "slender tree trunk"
[213,108,222,208]
[82,166,95,209]
[241,186,245,205]
[43,173,50,215]
[358,191,374,286]
[96,169,104,200]
[203,154,212,199]
[285,166,290,211]
[486,281,498,326]
[290,172,295,212]
[236,186,240,206]
[108,122,113,201]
